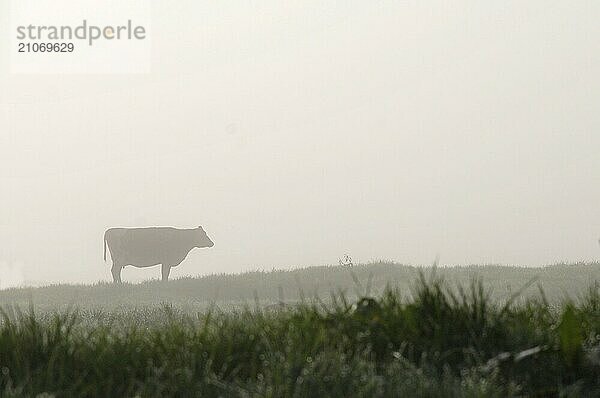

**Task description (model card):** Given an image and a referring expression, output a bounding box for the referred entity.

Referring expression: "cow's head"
[195,226,214,248]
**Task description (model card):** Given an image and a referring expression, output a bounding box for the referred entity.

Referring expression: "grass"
[0,261,599,311]
[0,269,598,396]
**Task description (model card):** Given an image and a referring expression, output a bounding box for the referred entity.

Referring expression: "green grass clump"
[0,275,599,397]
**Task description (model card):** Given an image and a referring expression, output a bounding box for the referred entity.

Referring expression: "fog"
[0,1,599,286]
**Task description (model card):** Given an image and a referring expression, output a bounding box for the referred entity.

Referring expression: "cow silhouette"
[103,226,214,282]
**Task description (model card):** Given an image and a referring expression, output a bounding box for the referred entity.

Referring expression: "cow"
[103,226,214,283]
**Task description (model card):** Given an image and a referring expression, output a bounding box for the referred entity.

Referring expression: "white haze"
[0,1,599,285]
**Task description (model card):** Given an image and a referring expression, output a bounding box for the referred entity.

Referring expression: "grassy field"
[0,269,598,396]
[0,262,598,396]
[0,261,598,311]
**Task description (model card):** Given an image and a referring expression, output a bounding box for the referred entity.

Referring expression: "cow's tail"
[103,231,108,262]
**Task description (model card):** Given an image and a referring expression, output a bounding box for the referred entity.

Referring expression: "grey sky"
[0,1,599,285]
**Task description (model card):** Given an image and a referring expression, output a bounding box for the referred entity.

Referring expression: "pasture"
[0,261,598,311]
[0,262,598,396]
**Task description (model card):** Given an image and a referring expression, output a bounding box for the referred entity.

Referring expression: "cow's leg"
[111,263,122,283]
[161,264,171,282]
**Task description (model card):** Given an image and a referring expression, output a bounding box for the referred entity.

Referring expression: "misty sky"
[0,1,599,286]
